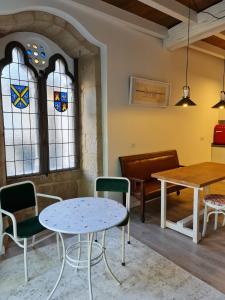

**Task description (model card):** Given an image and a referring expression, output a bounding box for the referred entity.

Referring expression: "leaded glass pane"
[3,113,13,129]
[6,162,15,176]
[10,63,19,79]
[56,130,62,143]
[14,129,22,144]
[47,58,76,171]
[33,159,39,173]
[5,130,14,145]
[15,145,23,161]
[2,65,9,78]
[5,146,14,162]
[50,158,56,170]
[1,78,11,95]
[57,157,63,169]
[1,46,40,177]
[13,113,22,129]
[22,113,30,128]
[63,157,69,169]
[24,160,32,174]
[2,96,11,112]
[15,160,23,175]
[19,65,28,81]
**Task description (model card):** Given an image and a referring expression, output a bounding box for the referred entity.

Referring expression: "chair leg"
[56,233,61,260]
[141,197,145,223]
[0,234,5,255]
[95,232,98,242]
[202,205,208,237]
[223,214,225,226]
[31,235,36,248]
[214,210,218,230]
[121,226,125,266]
[24,238,28,283]
[127,220,130,244]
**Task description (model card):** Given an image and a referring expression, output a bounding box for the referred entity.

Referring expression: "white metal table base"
[47,231,121,300]
[160,180,204,243]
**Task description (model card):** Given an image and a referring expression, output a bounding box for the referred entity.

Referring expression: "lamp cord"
[223,59,225,91]
[185,7,191,87]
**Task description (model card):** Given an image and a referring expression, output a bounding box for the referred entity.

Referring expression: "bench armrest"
[129,177,148,183]
[129,177,148,198]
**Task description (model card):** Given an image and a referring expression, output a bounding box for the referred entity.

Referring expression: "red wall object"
[213,124,225,145]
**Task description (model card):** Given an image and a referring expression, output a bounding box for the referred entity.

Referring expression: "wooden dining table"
[152,162,225,243]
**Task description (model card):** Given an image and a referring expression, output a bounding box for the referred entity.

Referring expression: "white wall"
[0,0,222,175]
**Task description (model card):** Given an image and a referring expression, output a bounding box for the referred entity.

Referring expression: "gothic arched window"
[1,45,39,176]
[0,42,79,178]
[46,58,77,171]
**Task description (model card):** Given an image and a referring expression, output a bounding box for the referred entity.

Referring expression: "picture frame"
[129,76,170,107]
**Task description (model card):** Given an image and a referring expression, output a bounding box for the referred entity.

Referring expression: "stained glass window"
[1,47,40,176]
[26,43,47,67]
[47,59,76,171]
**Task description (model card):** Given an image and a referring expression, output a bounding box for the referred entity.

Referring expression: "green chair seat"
[5,216,45,238]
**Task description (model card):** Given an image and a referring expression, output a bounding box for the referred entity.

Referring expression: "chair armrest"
[0,208,17,238]
[36,193,63,202]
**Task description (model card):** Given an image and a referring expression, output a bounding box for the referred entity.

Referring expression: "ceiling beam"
[138,0,197,23]
[164,0,225,50]
[72,0,168,39]
[190,41,225,59]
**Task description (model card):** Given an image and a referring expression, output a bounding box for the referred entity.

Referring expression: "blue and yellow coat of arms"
[54,91,68,112]
[10,84,29,109]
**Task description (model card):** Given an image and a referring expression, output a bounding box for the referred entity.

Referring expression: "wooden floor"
[2,182,225,296]
[130,181,225,295]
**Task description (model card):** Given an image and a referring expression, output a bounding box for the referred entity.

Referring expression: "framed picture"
[129,76,170,107]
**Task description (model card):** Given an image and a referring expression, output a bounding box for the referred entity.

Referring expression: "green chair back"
[0,181,36,213]
[96,178,129,193]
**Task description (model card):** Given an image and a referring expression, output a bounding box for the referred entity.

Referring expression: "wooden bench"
[119,150,184,222]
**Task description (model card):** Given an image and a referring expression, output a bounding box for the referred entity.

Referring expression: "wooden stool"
[202,194,225,237]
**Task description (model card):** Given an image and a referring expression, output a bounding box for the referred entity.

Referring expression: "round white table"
[39,197,128,300]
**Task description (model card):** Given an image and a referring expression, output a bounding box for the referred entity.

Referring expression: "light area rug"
[0,228,225,300]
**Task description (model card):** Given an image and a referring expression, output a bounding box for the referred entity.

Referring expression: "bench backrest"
[119,150,179,181]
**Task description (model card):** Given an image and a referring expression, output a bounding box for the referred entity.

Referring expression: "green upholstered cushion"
[5,216,45,238]
[96,178,129,193]
[0,182,36,213]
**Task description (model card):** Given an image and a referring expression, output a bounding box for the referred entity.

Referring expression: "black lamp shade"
[212,91,225,109]
[175,97,196,107]
[175,86,196,107]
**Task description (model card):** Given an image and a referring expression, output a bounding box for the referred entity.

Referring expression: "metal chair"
[202,194,225,237]
[0,180,62,283]
[94,176,130,266]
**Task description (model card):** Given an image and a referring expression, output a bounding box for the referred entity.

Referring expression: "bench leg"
[141,197,145,223]
[176,190,180,196]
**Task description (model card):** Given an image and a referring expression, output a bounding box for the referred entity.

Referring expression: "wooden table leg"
[193,187,200,243]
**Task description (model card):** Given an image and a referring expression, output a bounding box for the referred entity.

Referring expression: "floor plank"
[130,181,225,294]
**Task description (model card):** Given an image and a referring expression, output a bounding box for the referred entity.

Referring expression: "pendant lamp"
[212,59,225,109]
[175,6,196,107]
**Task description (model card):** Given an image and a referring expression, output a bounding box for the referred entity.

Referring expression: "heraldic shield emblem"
[54,91,68,112]
[10,84,29,109]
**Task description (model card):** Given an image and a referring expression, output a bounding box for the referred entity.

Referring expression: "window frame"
[0,41,80,178]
